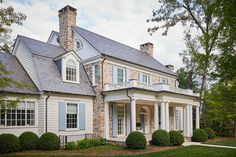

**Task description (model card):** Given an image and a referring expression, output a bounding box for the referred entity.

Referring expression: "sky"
[4,0,186,70]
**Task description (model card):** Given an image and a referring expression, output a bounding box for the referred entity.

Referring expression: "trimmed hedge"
[37,132,60,150]
[19,132,38,150]
[0,134,20,153]
[192,129,208,142]
[152,130,170,146]
[169,130,184,146]
[125,131,147,150]
[204,128,216,139]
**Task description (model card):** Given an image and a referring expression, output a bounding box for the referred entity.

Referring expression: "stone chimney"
[165,64,174,71]
[140,42,153,56]
[58,5,77,51]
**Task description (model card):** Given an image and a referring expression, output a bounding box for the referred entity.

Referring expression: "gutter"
[45,92,51,133]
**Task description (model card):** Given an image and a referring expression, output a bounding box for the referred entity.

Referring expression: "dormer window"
[74,39,82,50]
[66,60,77,81]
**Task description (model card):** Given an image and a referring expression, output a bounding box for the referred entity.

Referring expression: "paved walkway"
[183,142,236,149]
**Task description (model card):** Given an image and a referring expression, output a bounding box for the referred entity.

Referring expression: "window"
[139,72,149,84]
[74,40,82,50]
[117,68,125,83]
[160,77,168,84]
[0,101,35,127]
[66,103,78,129]
[93,63,100,85]
[117,105,125,135]
[66,60,77,82]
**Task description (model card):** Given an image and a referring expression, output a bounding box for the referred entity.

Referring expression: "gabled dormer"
[55,51,81,84]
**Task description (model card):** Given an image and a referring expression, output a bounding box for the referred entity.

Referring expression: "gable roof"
[14,35,95,96]
[19,35,66,58]
[0,52,38,94]
[73,27,177,77]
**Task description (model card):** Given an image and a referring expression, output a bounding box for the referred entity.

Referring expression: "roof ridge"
[18,35,62,49]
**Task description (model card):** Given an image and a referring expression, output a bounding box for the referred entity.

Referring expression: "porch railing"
[104,79,199,97]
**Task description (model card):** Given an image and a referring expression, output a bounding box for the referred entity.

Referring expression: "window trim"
[160,77,168,84]
[62,57,80,84]
[139,72,149,84]
[66,60,77,82]
[116,67,125,83]
[0,101,36,128]
[66,102,79,130]
[74,39,83,51]
[92,63,100,85]
[116,105,126,136]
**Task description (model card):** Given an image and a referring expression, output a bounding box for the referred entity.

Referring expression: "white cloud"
[4,0,186,70]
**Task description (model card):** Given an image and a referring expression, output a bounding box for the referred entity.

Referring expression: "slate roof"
[73,27,177,77]
[16,35,95,96]
[0,52,39,94]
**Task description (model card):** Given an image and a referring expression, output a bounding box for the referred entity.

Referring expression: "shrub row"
[77,138,107,149]
[192,128,215,142]
[152,130,184,146]
[0,132,60,154]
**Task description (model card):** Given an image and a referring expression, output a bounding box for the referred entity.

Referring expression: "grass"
[203,138,236,147]
[1,145,236,157]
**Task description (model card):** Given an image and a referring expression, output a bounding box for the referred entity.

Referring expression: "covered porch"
[103,81,200,142]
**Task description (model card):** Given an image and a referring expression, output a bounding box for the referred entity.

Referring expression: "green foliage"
[0,133,20,153]
[169,130,184,146]
[37,132,60,150]
[152,130,170,146]
[65,141,77,150]
[125,131,146,150]
[0,1,26,52]
[192,129,208,142]
[19,132,38,150]
[77,138,107,149]
[204,128,215,139]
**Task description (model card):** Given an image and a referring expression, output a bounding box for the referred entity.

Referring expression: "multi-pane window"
[0,101,35,127]
[66,60,77,82]
[117,105,125,135]
[93,63,100,85]
[139,72,149,84]
[66,103,78,129]
[160,77,168,84]
[117,68,124,83]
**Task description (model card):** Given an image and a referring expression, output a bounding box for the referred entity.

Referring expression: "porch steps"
[184,137,192,142]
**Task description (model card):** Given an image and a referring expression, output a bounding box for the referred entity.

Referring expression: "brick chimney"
[140,42,153,56]
[58,5,77,51]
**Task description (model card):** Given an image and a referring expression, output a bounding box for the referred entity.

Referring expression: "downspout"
[45,92,51,133]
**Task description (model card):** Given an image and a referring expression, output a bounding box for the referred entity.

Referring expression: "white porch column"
[165,101,170,132]
[196,106,200,129]
[160,101,165,130]
[189,104,193,136]
[104,101,109,139]
[131,99,136,132]
[154,102,159,130]
[183,106,188,137]
[186,105,191,137]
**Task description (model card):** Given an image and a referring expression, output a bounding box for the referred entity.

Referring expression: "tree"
[0,0,27,111]
[0,0,26,52]
[148,0,226,107]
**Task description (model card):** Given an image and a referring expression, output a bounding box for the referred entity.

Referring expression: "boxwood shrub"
[152,130,170,146]
[37,132,60,150]
[204,128,216,139]
[125,131,146,149]
[192,129,208,142]
[0,134,20,153]
[19,132,38,150]
[169,130,184,146]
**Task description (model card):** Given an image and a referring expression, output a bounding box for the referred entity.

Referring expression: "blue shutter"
[126,105,131,135]
[126,69,130,82]
[113,66,117,84]
[79,103,86,130]
[58,102,66,131]
[112,104,118,137]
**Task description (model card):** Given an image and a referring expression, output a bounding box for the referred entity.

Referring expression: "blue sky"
[4,0,186,70]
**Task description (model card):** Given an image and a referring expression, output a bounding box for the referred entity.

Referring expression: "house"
[0,5,200,142]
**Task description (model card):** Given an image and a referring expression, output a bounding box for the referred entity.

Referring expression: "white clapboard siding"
[15,41,41,90]
[38,95,46,136]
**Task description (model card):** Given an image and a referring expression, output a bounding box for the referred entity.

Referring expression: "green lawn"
[203,139,236,147]
[1,145,236,157]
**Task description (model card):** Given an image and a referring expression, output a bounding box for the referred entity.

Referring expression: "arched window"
[74,39,82,50]
[66,60,77,81]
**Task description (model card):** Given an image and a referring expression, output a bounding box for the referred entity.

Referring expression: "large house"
[0,5,200,142]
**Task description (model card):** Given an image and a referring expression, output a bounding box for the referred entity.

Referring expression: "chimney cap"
[140,42,153,47]
[165,64,174,71]
[58,5,77,13]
